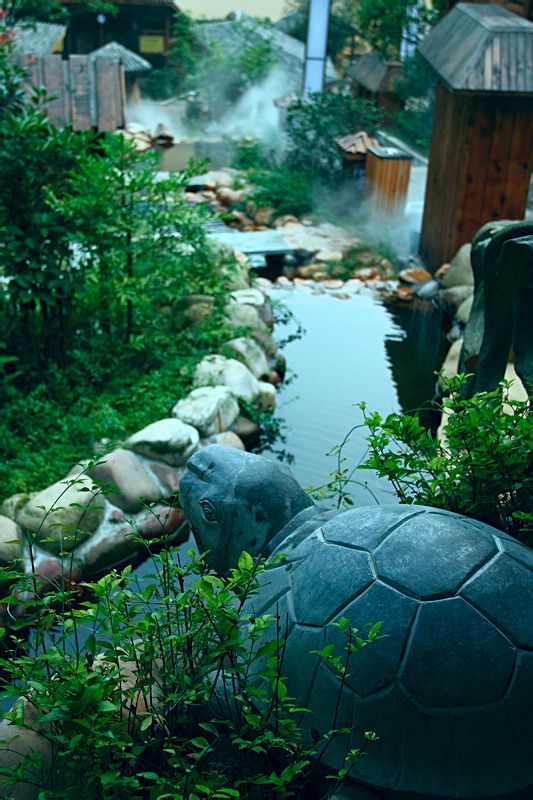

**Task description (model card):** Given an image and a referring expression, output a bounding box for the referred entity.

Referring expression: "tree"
[357,0,444,59]
[284,90,383,183]
[283,0,361,59]
[0,0,115,25]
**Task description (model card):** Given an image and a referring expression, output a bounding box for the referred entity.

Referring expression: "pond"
[262,284,449,505]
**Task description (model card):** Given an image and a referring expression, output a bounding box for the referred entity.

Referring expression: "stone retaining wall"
[0,286,285,623]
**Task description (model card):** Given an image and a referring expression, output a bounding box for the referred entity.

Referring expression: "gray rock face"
[89,449,162,513]
[16,476,104,554]
[224,337,269,379]
[193,355,262,405]
[180,446,533,798]
[441,243,473,288]
[125,418,199,466]
[172,386,239,437]
[0,515,23,566]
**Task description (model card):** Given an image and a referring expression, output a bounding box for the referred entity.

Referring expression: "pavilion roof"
[418,2,533,94]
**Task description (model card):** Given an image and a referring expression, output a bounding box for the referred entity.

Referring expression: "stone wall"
[0,284,284,624]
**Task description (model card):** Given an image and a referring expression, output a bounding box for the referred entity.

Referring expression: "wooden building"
[346,52,404,121]
[418,3,533,269]
[12,23,126,131]
[61,0,179,67]
[445,0,533,19]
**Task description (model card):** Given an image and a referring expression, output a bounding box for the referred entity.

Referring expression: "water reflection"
[263,287,447,503]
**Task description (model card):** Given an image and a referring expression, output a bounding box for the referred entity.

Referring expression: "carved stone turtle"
[180,445,533,798]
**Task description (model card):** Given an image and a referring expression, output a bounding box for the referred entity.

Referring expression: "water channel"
[262,284,449,504]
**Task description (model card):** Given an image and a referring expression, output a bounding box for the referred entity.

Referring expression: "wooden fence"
[14,54,126,132]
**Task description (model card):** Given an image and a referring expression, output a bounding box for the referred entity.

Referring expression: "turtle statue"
[180,445,533,799]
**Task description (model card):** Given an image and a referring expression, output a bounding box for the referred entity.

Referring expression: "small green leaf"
[238,551,254,572]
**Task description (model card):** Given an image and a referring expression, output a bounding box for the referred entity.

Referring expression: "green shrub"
[0,44,244,501]
[347,375,532,543]
[247,166,313,217]
[284,92,383,185]
[231,138,268,171]
[0,531,378,798]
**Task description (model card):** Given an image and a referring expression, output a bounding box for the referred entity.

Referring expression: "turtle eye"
[200,499,216,522]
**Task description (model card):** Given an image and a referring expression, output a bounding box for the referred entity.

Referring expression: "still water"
[262,285,448,505]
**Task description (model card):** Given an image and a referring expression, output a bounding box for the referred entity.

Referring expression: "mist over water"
[206,67,289,144]
[126,99,189,139]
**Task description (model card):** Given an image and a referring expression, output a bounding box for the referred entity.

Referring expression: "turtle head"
[180,445,314,574]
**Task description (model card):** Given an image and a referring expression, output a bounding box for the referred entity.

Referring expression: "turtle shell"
[245,505,533,797]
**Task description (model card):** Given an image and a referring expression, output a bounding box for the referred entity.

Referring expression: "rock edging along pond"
[0,285,285,620]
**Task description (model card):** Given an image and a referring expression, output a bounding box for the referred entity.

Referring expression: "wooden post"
[365,146,412,216]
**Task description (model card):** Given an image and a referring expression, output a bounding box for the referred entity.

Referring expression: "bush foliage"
[0,31,242,500]
[284,92,383,184]
[0,533,378,798]
[319,375,533,545]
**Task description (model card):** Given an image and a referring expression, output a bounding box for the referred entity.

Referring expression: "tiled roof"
[193,15,338,89]
[90,41,152,73]
[12,23,66,57]
[418,2,533,94]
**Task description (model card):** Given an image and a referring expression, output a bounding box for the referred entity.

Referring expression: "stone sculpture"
[459,220,533,397]
[180,445,533,799]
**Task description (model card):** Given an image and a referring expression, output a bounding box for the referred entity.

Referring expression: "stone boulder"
[0,515,23,566]
[224,337,269,379]
[258,381,277,411]
[230,288,266,308]
[193,355,262,405]
[1,493,29,520]
[125,418,199,466]
[230,415,261,443]
[172,386,239,437]
[15,475,105,554]
[398,267,433,285]
[441,244,473,288]
[206,431,246,450]
[225,300,269,335]
[457,294,474,325]
[437,285,474,317]
[89,449,163,513]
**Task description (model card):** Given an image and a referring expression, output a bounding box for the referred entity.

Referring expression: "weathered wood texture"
[14,54,125,131]
[419,3,533,94]
[365,148,412,216]
[445,0,533,21]
[420,83,533,268]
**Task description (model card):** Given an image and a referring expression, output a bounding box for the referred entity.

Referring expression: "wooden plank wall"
[420,83,533,269]
[14,54,125,132]
[365,153,412,215]
[419,84,471,269]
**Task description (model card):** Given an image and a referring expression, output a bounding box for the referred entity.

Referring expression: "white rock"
[201,169,235,189]
[1,493,29,520]
[457,294,474,325]
[193,355,261,404]
[441,243,473,288]
[316,250,343,263]
[125,418,199,466]
[253,276,274,292]
[172,386,239,437]
[225,337,269,379]
[225,301,268,334]
[205,431,246,450]
[230,288,265,307]
[258,381,277,411]
[0,515,23,564]
[16,475,105,554]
